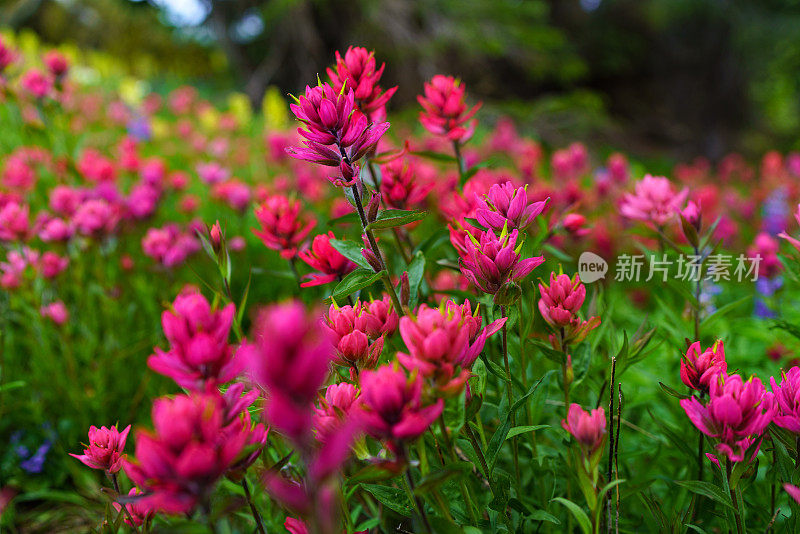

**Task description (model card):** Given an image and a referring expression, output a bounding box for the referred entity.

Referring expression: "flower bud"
[210,220,222,251]
[367,191,381,224]
[400,271,410,306]
[362,247,382,272]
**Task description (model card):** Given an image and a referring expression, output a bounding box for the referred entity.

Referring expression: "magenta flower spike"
[680,340,727,395]
[538,272,600,347]
[252,194,316,260]
[475,181,549,232]
[70,424,131,473]
[770,366,800,434]
[298,231,357,287]
[561,403,606,454]
[327,46,398,118]
[620,174,688,226]
[417,75,482,142]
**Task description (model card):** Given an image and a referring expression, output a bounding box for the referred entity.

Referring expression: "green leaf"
[366,209,427,231]
[659,381,691,400]
[414,463,471,495]
[700,296,750,330]
[326,212,360,227]
[506,425,549,441]
[486,418,512,473]
[331,269,386,302]
[360,483,413,515]
[329,239,372,270]
[674,480,735,510]
[551,497,592,534]
[529,509,561,524]
[407,251,426,309]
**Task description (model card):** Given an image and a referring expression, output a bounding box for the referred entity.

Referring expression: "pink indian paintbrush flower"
[680,372,776,463]
[327,46,398,119]
[0,202,30,241]
[147,291,240,391]
[396,300,505,395]
[357,295,399,338]
[20,69,53,99]
[72,199,118,237]
[380,157,435,211]
[681,340,727,395]
[298,231,357,287]
[357,364,444,450]
[253,194,316,260]
[562,403,606,454]
[770,366,800,434]
[324,303,385,370]
[785,484,800,505]
[459,226,544,296]
[0,38,15,73]
[70,424,131,473]
[239,300,333,444]
[417,75,482,142]
[141,224,201,268]
[286,83,389,186]
[749,232,782,278]
[314,382,360,442]
[43,50,69,79]
[620,174,688,226]
[563,213,589,237]
[123,392,250,514]
[779,204,800,253]
[40,301,69,325]
[475,182,548,232]
[538,272,600,348]
[113,488,153,528]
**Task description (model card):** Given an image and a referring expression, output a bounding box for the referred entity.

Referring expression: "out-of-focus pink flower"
[620,175,688,226]
[0,202,29,241]
[142,224,200,268]
[314,383,360,442]
[563,213,589,237]
[327,46,397,119]
[748,232,781,278]
[380,158,434,210]
[475,181,548,232]
[123,393,250,514]
[72,199,118,236]
[253,195,316,260]
[44,50,69,78]
[286,84,389,186]
[70,424,131,473]
[148,291,239,391]
[562,403,606,454]
[681,340,727,395]
[77,149,117,183]
[298,231,357,287]
[397,300,504,395]
[324,303,385,369]
[0,38,15,73]
[37,251,68,278]
[212,181,251,211]
[50,186,82,216]
[197,162,230,185]
[785,484,800,505]
[680,372,775,463]
[358,364,444,450]
[239,300,333,443]
[538,272,600,348]
[40,301,69,325]
[38,216,72,242]
[113,488,153,528]
[20,69,52,99]
[418,75,481,142]
[607,153,629,183]
[459,227,544,295]
[770,367,800,434]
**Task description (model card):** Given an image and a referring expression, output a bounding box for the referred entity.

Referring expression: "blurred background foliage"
[2,0,800,159]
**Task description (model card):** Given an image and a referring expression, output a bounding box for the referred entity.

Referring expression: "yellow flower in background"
[262,86,288,131]
[150,117,169,140]
[228,93,252,127]
[17,29,40,57]
[119,77,148,107]
[199,106,220,132]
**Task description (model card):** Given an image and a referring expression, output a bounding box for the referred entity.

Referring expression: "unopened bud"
[209,221,222,251]
[565,354,574,388]
[400,271,410,306]
[367,191,381,224]
[362,247,382,272]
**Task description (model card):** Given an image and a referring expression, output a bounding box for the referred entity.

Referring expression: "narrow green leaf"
[506,425,549,441]
[674,480,735,510]
[329,239,371,269]
[551,497,592,534]
[407,251,425,309]
[330,269,386,302]
[365,209,427,231]
[360,483,413,515]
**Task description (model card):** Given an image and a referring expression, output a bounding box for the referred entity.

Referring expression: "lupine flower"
[475,182,548,232]
[286,83,389,186]
[113,488,153,528]
[397,300,504,395]
[239,300,333,443]
[0,202,29,241]
[40,301,69,325]
[538,273,600,348]
[123,393,250,513]
[380,158,434,210]
[70,424,130,473]
[358,364,444,450]
[562,403,606,454]
[417,75,481,142]
[681,340,727,395]
[459,227,544,295]
[680,372,776,462]
[770,366,800,433]
[253,195,316,259]
[324,303,385,370]
[314,383,360,442]
[298,231,357,287]
[326,46,397,118]
[148,291,238,391]
[620,174,688,226]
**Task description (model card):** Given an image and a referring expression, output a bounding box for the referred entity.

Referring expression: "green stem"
[110,473,140,533]
[241,478,267,534]
[400,445,432,534]
[453,140,467,183]
[500,305,520,484]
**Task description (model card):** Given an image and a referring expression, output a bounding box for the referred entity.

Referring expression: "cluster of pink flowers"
[253,194,316,259]
[538,273,600,350]
[323,296,398,370]
[142,223,201,268]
